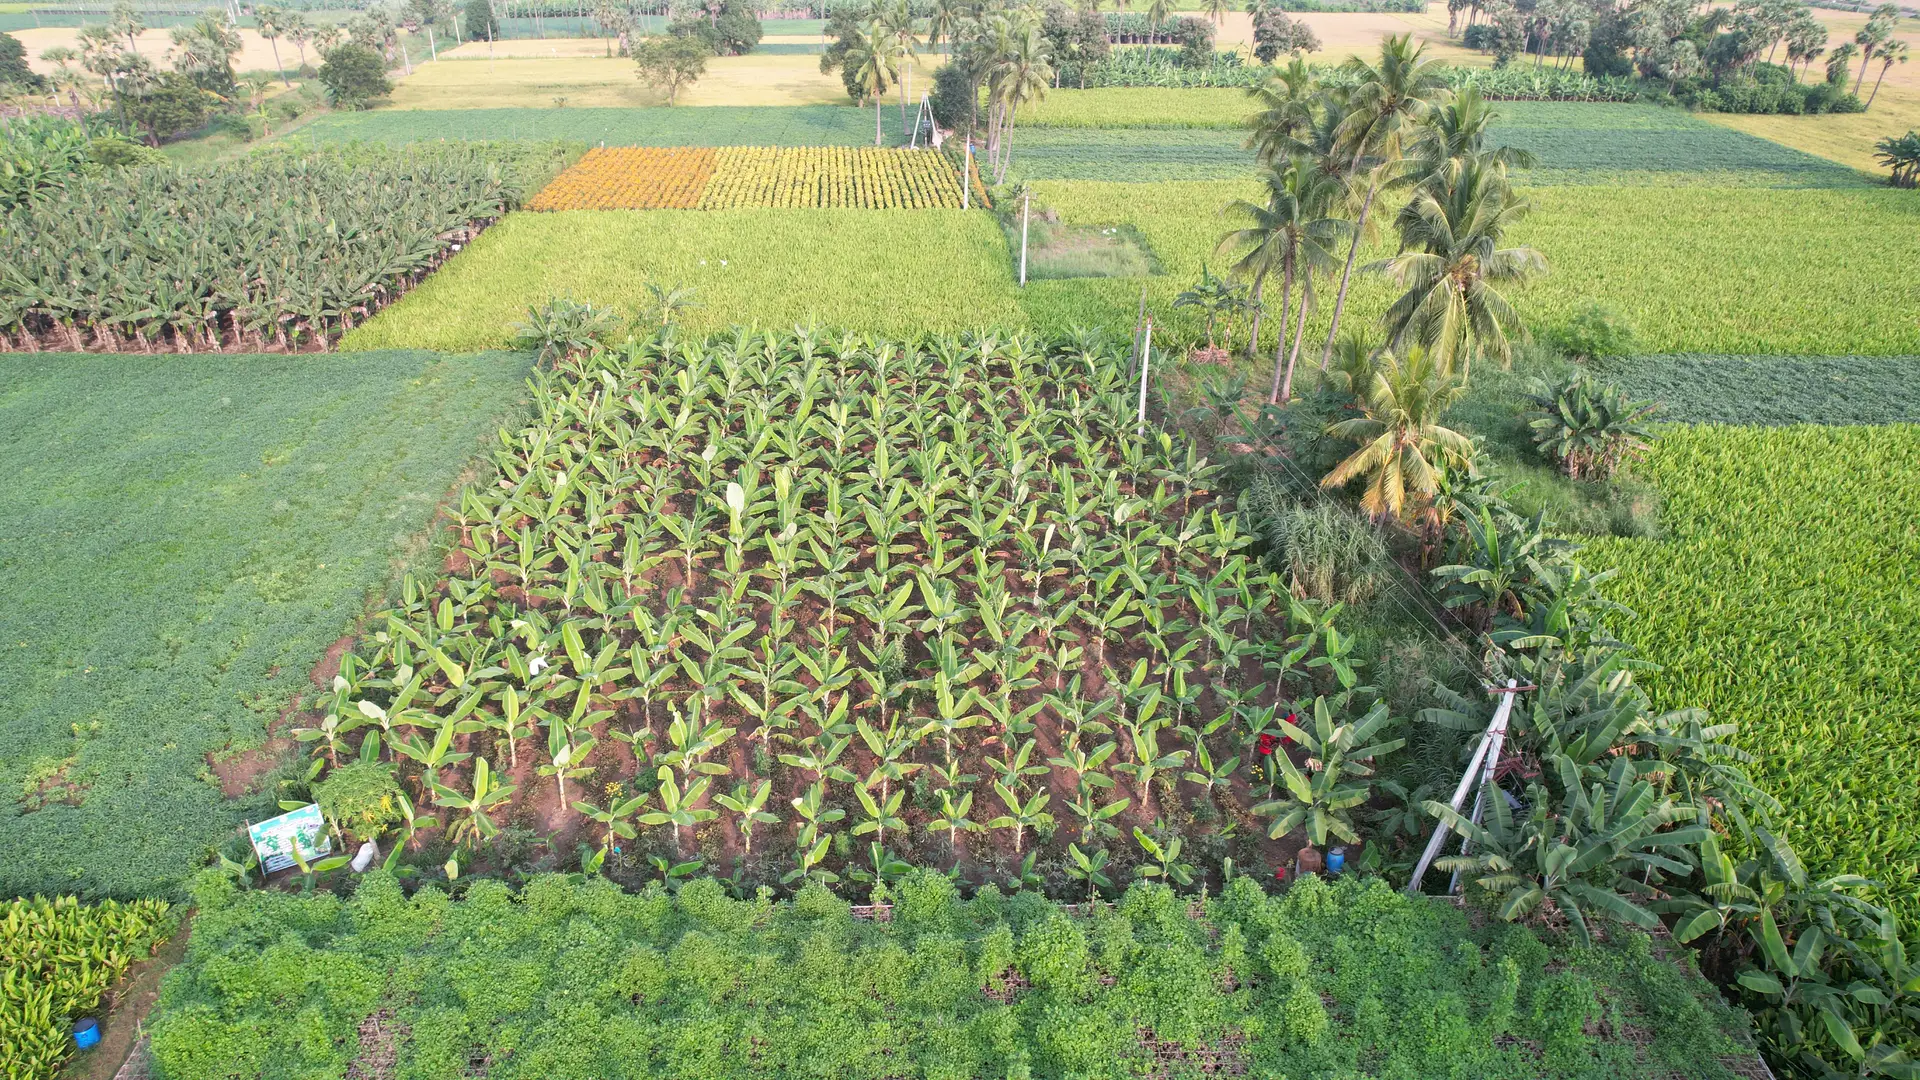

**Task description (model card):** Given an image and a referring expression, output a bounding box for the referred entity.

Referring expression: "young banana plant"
[785,781,845,888]
[1113,721,1189,810]
[856,718,922,805]
[986,782,1052,855]
[1066,842,1113,902]
[777,733,858,785]
[380,791,440,871]
[1252,697,1404,846]
[713,780,779,857]
[928,788,983,861]
[851,784,907,847]
[538,725,597,813]
[392,716,474,793]
[1133,826,1195,887]
[431,758,516,849]
[571,791,651,868]
[986,735,1048,794]
[638,765,716,854]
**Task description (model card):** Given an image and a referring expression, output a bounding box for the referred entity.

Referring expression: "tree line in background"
[1454,0,1897,112]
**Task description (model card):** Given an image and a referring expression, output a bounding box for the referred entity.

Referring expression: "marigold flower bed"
[527,146,717,210]
[700,146,965,209]
[527,145,967,211]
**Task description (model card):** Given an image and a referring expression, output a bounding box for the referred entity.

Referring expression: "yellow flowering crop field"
[527,147,717,210]
[700,147,964,209]
[527,145,966,212]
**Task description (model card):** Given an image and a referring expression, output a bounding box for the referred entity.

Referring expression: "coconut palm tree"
[879,0,918,131]
[1368,155,1546,381]
[1203,0,1230,25]
[985,12,1051,181]
[1319,34,1451,370]
[1217,154,1348,402]
[1244,54,1315,166]
[847,19,899,146]
[1402,84,1536,192]
[927,0,965,53]
[1146,0,1171,43]
[1320,345,1474,522]
[257,4,291,87]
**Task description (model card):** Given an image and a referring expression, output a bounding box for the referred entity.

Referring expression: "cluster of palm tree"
[1217,35,1546,407]
[830,0,1053,173]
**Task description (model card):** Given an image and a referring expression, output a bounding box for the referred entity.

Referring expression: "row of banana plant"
[299,329,1385,884]
[0,143,565,353]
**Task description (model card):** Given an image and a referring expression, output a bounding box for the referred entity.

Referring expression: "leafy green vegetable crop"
[1024,181,1920,356]
[293,105,900,147]
[345,209,1024,352]
[1492,102,1869,188]
[149,869,1758,1079]
[1583,425,1920,921]
[1596,354,1920,426]
[0,351,530,900]
[2,896,174,1080]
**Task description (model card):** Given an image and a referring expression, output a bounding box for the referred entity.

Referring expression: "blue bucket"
[1326,849,1346,874]
[73,1017,101,1050]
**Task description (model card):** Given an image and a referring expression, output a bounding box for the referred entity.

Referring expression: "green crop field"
[1583,424,1920,919]
[345,209,1024,351]
[1493,102,1871,187]
[1020,87,1251,128]
[1597,354,1920,426]
[1023,181,1920,356]
[1010,96,1865,187]
[153,871,1757,1079]
[1008,128,1255,181]
[289,105,897,147]
[0,352,529,900]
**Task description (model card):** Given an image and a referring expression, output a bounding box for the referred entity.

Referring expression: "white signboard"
[248,804,332,874]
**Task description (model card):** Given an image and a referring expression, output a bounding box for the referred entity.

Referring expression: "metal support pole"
[1136,320,1152,435]
[1019,191,1030,287]
[1406,679,1518,895]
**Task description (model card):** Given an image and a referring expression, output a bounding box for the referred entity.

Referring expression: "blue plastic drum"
[73,1018,101,1050]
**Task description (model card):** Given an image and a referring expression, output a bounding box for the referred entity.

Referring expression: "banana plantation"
[0,145,560,353]
[300,329,1379,886]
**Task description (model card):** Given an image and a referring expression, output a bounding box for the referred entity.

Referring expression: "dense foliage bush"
[0,29,44,91]
[0,114,159,212]
[2,896,174,1080]
[317,43,393,109]
[148,869,1755,1079]
[1876,130,1920,187]
[0,141,572,351]
[669,0,762,56]
[1058,48,1265,89]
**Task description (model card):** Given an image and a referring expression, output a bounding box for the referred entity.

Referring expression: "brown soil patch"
[207,632,352,799]
[344,1008,409,1080]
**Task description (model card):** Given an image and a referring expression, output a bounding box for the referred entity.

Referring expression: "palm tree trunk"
[1284,273,1311,398]
[1246,269,1266,360]
[270,39,288,86]
[1269,260,1294,403]
[1868,65,1888,108]
[875,94,884,145]
[1856,48,1872,94]
[1320,168,1378,369]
